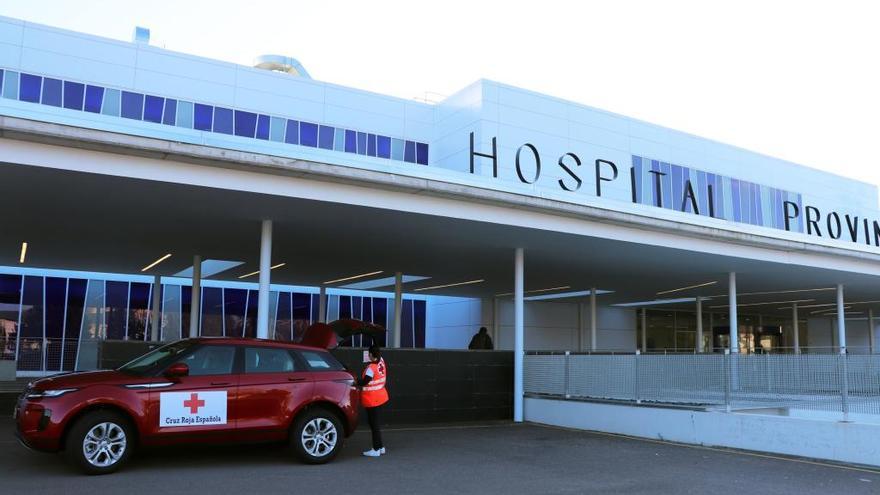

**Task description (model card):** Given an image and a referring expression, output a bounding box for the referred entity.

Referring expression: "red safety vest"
[361,358,389,408]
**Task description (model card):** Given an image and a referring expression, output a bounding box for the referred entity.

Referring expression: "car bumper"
[14,398,65,452]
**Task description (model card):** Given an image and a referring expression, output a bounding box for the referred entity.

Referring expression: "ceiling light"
[811,306,852,315]
[414,279,485,292]
[19,242,27,264]
[710,287,835,298]
[141,253,172,272]
[238,263,286,279]
[323,270,384,285]
[613,297,700,307]
[496,286,571,297]
[709,299,814,309]
[656,281,717,296]
[525,289,613,301]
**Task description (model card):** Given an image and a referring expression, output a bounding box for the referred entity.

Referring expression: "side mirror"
[165,362,189,378]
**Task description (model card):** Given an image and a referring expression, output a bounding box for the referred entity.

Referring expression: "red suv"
[14,338,359,474]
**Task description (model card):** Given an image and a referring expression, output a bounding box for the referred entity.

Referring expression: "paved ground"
[2,418,879,494]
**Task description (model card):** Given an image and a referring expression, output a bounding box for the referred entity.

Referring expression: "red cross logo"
[183,393,205,414]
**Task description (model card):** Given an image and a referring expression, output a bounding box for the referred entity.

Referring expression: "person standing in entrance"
[359,345,389,457]
[468,326,494,350]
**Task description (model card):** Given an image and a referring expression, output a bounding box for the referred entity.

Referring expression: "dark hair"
[479,327,488,334]
[368,345,382,359]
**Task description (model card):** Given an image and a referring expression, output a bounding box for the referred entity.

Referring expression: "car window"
[175,345,235,376]
[299,350,345,371]
[118,340,197,376]
[245,347,297,373]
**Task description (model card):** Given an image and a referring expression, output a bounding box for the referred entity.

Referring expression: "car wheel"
[65,410,134,475]
[291,408,343,464]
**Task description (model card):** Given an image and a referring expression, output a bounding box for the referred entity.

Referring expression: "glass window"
[256,114,270,140]
[200,287,223,336]
[299,350,344,371]
[160,284,183,341]
[84,85,104,113]
[19,73,42,103]
[162,98,177,125]
[176,100,193,128]
[318,125,335,150]
[377,136,391,158]
[356,132,367,155]
[275,293,292,341]
[367,134,377,156]
[0,274,22,362]
[101,88,120,116]
[193,103,213,131]
[234,110,257,138]
[120,91,144,120]
[63,81,85,111]
[41,77,62,107]
[245,347,297,373]
[105,281,129,340]
[213,107,233,134]
[269,117,286,142]
[404,141,416,163]
[344,129,357,153]
[244,290,258,338]
[119,340,197,376]
[292,292,311,342]
[284,119,299,144]
[416,143,429,165]
[127,282,151,341]
[300,122,318,147]
[2,70,19,99]
[391,138,405,160]
[17,276,44,370]
[223,288,247,337]
[333,128,345,151]
[176,345,235,376]
[143,95,164,123]
[63,278,87,370]
[0,69,4,96]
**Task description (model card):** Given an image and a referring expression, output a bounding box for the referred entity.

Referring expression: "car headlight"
[26,388,78,399]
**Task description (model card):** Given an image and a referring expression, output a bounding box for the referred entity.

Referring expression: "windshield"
[118,340,198,376]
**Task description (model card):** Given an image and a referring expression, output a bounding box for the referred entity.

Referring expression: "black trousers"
[366,405,384,450]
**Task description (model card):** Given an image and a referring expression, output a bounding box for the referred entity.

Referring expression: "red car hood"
[31,370,137,390]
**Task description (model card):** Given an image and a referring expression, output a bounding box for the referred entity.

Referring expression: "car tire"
[64,410,134,475]
[291,408,343,464]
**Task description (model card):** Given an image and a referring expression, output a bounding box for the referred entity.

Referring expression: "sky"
[1,0,878,191]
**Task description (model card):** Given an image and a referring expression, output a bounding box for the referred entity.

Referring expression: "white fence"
[525,351,880,416]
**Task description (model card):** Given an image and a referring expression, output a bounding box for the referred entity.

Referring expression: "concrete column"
[391,272,403,348]
[640,308,647,352]
[590,287,597,351]
[318,286,327,323]
[514,248,524,422]
[256,220,273,339]
[189,255,201,338]
[869,309,876,354]
[696,297,704,353]
[729,272,738,353]
[151,274,161,342]
[837,283,846,354]
[792,303,800,354]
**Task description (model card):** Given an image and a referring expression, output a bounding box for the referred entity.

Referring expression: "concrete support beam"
[318,286,327,323]
[189,255,201,338]
[514,248,524,423]
[590,287,597,351]
[729,272,738,353]
[391,272,403,348]
[696,297,703,353]
[256,219,273,339]
[870,309,876,354]
[151,274,161,342]
[837,283,846,354]
[792,303,800,354]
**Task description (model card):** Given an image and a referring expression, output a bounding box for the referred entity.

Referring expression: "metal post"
[729,272,738,353]
[391,272,403,348]
[869,308,876,354]
[792,302,800,354]
[256,220,273,339]
[634,349,641,404]
[641,308,647,352]
[564,351,571,399]
[840,353,850,419]
[189,255,201,338]
[696,297,704,353]
[836,283,846,354]
[318,286,327,323]
[151,274,162,342]
[590,287,597,351]
[514,248,525,422]
[724,348,731,412]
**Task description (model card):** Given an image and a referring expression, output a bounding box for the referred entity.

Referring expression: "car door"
[236,345,313,439]
[144,344,240,443]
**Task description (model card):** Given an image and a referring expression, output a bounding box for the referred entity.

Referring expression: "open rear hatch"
[299,319,386,349]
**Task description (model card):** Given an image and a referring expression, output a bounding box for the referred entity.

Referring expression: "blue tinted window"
[391,138,404,160]
[194,104,213,131]
[63,81,84,110]
[344,130,357,153]
[284,120,299,144]
[300,122,318,147]
[318,125,334,150]
[84,85,103,113]
[416,143,429,165]
[163,99,177,125]
[269,117,285,142]
[234,110,257,138]
[404,141,416,163]
[143,95,164,123]
[377,136,391,158]
[356,132,367,155]
[41,77,62,107]
[367,134,377,157]
[19,73,41,103]
[213,107,233,134]
[0,69,3,95]
[256,115,270,140]
[120,91,144,120]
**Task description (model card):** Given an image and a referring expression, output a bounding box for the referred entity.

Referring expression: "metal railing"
[525,350,880,416]
[5,337,82,373]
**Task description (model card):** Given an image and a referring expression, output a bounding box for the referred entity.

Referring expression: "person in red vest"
[358,344,389,457]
